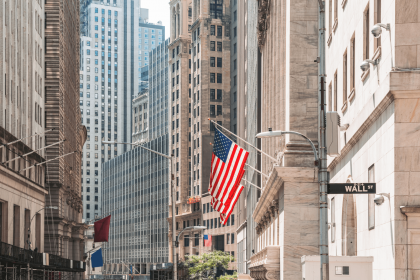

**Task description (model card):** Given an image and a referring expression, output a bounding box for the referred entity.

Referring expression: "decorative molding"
[329,92,395,171]
[327,33,332,46]
[348,89,355,102]
[249,246,281,280]
[372,46,382,61]
[341,0,348,8]
[333,19,338,32]
[361,68,370,82]
[341,101,348,113]
[257,0,271,50]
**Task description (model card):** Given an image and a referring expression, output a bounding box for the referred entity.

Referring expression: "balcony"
[249,246,280,280]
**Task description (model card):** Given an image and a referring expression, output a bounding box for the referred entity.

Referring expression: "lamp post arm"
[281,131,319,164]
[114,142,171,159]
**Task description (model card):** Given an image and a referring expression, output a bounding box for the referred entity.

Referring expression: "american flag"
[209,129,248,224]
[211,184,244,225]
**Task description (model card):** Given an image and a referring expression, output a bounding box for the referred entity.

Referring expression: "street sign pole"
[317,1,329,279]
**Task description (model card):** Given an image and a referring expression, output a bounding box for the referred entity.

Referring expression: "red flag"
[94,215,111,242]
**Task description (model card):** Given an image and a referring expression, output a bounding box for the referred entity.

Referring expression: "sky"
[141,0,171,39]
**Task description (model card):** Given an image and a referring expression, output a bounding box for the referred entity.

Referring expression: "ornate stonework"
[249,246,281,280]
[257,0,271,49]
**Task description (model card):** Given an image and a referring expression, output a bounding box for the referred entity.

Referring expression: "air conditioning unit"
[326,112,341,157]
[302,255,373,280]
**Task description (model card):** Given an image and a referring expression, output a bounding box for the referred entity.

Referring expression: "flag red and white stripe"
[208,129,248,224]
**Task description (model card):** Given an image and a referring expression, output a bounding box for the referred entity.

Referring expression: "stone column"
[400,207,420,279]
[279,167,319,280]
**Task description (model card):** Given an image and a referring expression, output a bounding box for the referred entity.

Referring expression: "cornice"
[0,164,48,195]
[329,70,420,172]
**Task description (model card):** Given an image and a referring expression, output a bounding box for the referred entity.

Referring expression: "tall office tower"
[168,0,196,263]
[234,0,260,276]
[79,0,165,221]
[192,0,237,265]
[80,0,93,37]
[102,39,170,276]
[44,0,87,273]
[0,0,47,253]
[168,0,237,264]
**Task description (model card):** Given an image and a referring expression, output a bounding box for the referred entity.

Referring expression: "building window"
[210,41,215,51]
[233,27,237,37]
[217,57,222,67]
[210,25,215,35]
[334,71,337,111]
[210,89,215,100]
[217,42,222,52]
[217,73,222,83]
[363,5,370,61]
[210,105,215,116]
[217,105,222,115]
[343,50,347,107]
[375,0,382,51]
[210,73,215,83]
[217,89,222,100]
[233,43,237,54]
[217,26,222,37]
[350,35,355,94]
[210,57,215,67]
[328,82,333,111]
[334,0,338,24]
[210,0,223,19]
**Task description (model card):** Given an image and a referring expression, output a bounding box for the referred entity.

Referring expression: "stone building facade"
[132,91,149,144]
[234,0,261,277]
[44,0,87,265]
[168,0,197,263]
[248,0,320,279]
[0,0,47,256]
[168,0,239,264]
[325,0,420,279]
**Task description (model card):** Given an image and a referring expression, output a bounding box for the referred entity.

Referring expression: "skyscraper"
[44,0,87,275]
[79,0,165,221]
[169,0,238,265]
[102,39,170,275]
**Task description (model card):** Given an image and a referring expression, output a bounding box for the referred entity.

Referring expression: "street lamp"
[256,129,318,165]
[27,206,58,250]
[102,140,177,279]
[175,226,206,271]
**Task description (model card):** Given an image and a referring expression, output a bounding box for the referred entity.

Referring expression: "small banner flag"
[94,215,111,242]
[91,248,104,268]
[204,235,212,247]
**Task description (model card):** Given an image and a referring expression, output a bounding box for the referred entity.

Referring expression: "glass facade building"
[79,0,165,221]
[102,39,170,275]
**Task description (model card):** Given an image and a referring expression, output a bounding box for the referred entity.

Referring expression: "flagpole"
[19,151,77,172]
[245,163,269,179]
[2,139,66,164]
[0,128,55,150]
[208,119,278,163]
[241,178,262,190]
